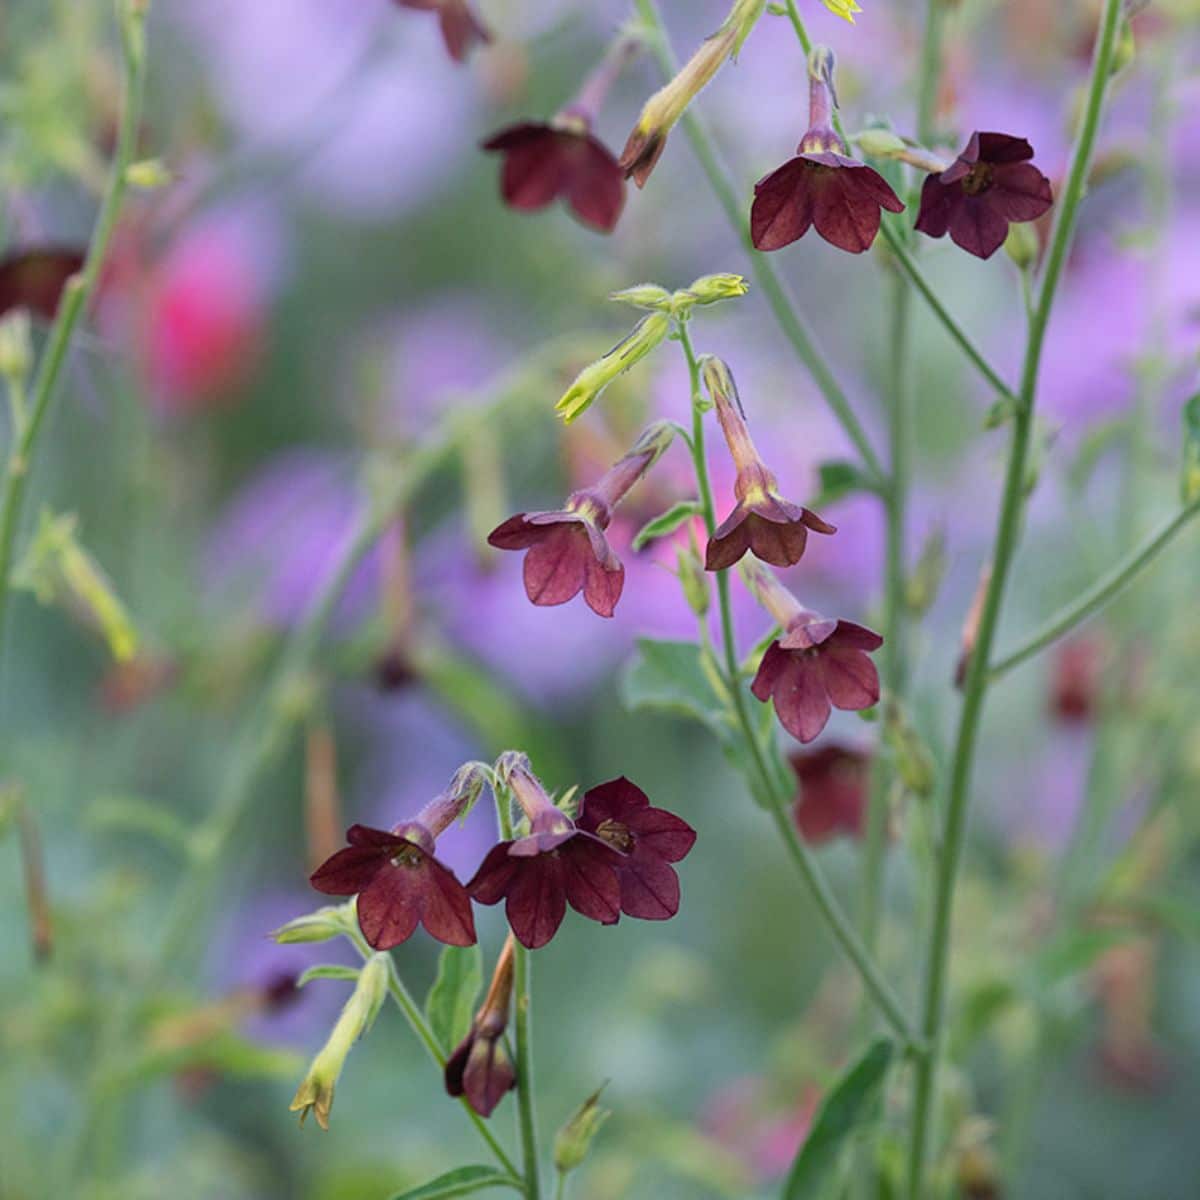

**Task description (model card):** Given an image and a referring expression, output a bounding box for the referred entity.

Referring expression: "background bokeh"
[2,1,1200,1197]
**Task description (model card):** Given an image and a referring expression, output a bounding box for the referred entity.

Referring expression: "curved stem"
[0,2,147,666]
[904,3,1125,1194]
[676,324,917,1049]
[634,0,886,489]
[990,501,1200,680]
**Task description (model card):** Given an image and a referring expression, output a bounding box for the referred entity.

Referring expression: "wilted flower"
[745,562,882,743]
[0,246,83,320]
[309,766,486,949]
[482,41,635,233]
[751,48,903,254]
[789,744,870,843]
[467,758,624,949]
[393,0,491,64]
[487,421,674,617]
[576,777,696,919]
[915,132,1053,260]
[445,936,518,1117]
[701,356,834,571]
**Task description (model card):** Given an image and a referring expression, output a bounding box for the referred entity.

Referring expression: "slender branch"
[990,501,1200,680]
[634,0,886,489]
[915,0,947,147]
[676,324,917,1050]
[878,223,1018,406]
[0,2,148,663]
[904,3,1126,1194]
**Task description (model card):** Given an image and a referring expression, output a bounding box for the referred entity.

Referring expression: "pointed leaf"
[388,1166,525,1199]
[425,944,483,1054]
[631,501,702,551]
[296,964,361,988]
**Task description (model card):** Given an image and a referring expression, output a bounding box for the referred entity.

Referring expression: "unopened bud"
[678,273,749,308]
[0,312,33,385]
[272,904,355,945]
[853,128,907,158]
[1110,16,1136,77]
[609,283,673,311]
[1003,220,1039,271]
[821,0,863,23]
[554,1084,611,1176]
[554,312,670,424]
[125,158,173,189]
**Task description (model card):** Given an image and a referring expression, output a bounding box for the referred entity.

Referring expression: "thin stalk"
[915,0,947,146]
[676,324,917,1049]
[634,0,886,489]
[990,501,1200,681]
[904,3,1125,1194]
[0,3,147,664]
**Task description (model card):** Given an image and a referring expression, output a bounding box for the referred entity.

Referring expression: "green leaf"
[807,459,878,509]
[783,1038,895,1200]
[425,944,483,1054]
[296,964,360,988]
[620,638,730,736]
[950,979,1019,1060]
[388,1166,525,1198]
[1029,927,1136,989]
[1182,391,1200,504]
[631,500,703,551]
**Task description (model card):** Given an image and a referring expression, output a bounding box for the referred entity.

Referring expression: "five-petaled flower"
[467,761,625,949]
[914,131,1053,260]
[789,744,870,843]
[744,562,882,744]
[445,936,518,1117]
[309,770,484,950]
[487,421,674,617]
[701,356,834,571]
[576,777,697,919]
[751,47,903,254]
[392,0,491,63]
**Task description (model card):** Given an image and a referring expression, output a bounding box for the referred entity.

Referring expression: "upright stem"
[916,0,946,146]
[634,0,886,488]
[904,3,1125,1194]
[677,323,917,1049]
[0,2,147,668]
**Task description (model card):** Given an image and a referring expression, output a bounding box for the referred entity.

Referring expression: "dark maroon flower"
[701,356,834,571]
[1050,637,1102,723]
[310,774,483,949]
[576,777,696,919]
[445,936,517,1117]
[467,762,624,949]
[789,744,870,843]
[915,132,1053,260]
[0,246,84,320]
[751,52,902,254]
[393,0,491,63]
[488,421,672,617]
[745,564,882,744]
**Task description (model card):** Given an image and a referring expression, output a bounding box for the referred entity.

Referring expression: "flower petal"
[577,776,649,826]
[988,162,1053,224]
[821,647,880,712]
[751,159,815,251]
[744,511,810,567]
[750,641,790,702]
[561,839,622,925]
[617,852,680,920]
[947,196,1011,260]
[496,130,569,212]
[356,869,422,950]
[487,513,544,551]
[467,842,520,905]
[771,656,833,744]
[706,506,752,570]
[419,856,477,946]
[0,247,84,320]
[309,844,386,895]
[628,806,697,863]
[565,136,626,233]
[914,176,953,239]
[505,857,567,949]
[522,523,590,607]
[829,620,884,651]
[810,166,885,254]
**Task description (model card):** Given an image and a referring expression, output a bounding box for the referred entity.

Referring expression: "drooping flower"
[467,757,624,949]
[575,777,696,919]
[309,767,485,949]
[444,935,518,1117]
[393,0,491,64]
[482,40,634,233]
[487,421,674,617]
[789,744,870,843]
[745,562,882,744]
[700,356,834,571]
[0,246,84,319]
[751,47,903,254]
[915,131,1053,260]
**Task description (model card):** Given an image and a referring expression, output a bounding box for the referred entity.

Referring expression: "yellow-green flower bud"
[272,903,355,945]
[554,1085,611,1176]
[821,0,863,23]
[125,158,173,189]
[676,273,749,310]
[609,283,673,311]
[853,129,908,158]
[554,312,671,424]
[1003,221,1040,271]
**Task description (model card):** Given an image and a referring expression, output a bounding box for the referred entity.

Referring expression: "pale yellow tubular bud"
[125,158,173,189]
[684,273,749,306]
[1003,222,1040,272]
[272,903,355,945]
[609,283,673,311]
[553,312,671,424]
[853,129,908,158]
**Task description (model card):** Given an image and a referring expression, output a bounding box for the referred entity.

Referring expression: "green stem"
[904,3,1125,1194]
[878,224,1018,406]
[676,323,917,1049]
[634,0,886,489]
[989,501,1200,681]
[915,0,947,146]
[0,2,147,665]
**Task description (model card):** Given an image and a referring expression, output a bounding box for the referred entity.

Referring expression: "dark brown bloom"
[445,936,518,1117]
[789,744,870,843]
[0,246,84,320]
[393,0,491,63]
[701,356,834,571]
[575,777,696,919]
[751,51,902,254]
[915,131,1053,260]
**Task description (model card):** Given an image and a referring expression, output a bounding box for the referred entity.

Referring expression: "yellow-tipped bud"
[821,0,863,24]
[272,904,355,945]
[609,283,674,311]
[677,273,749,309]
[554,312,671,424]
[125,158,173,189]
[554,1084,611,1176]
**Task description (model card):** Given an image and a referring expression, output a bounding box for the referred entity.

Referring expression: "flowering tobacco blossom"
[915,132,1054,260]
[751,47,903,254]
[700,356,834,571]
[620,0,766,187]
[744,561,882,744]
[1051,637,1103,723]
[482,40,636,233]
[789,743,870,843]
[467,757,624,949]
[392,0,491,64]
[487,421,674,617]
[444,935,517,1117]
[575,777,696,919]
[0,246,83,320]
[308,766,486,950]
